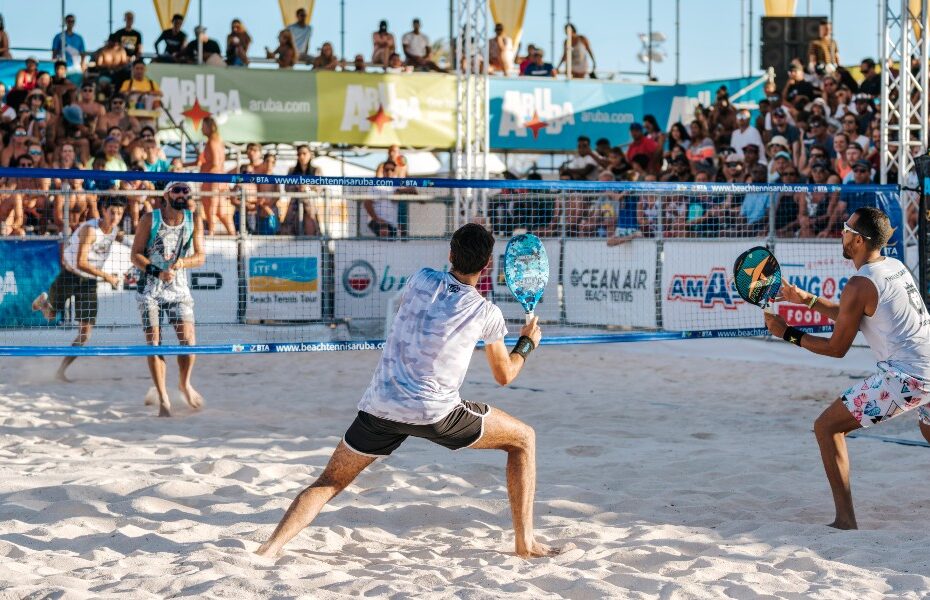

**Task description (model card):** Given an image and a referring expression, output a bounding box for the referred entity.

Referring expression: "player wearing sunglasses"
[130,181,205,417]
[764,207,930,529]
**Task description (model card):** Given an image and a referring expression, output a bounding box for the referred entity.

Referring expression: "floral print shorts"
[842,362,930,428]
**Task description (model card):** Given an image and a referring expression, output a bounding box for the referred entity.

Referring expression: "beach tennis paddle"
[733,246,782,314]
[503,233,549,323]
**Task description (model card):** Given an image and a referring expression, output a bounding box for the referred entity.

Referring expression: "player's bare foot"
[516,540,563,558]
[180,384,204,410]
[158,402,172,417]
[55,369,73,383]
[827,519,858,530]
[254,542,279,558]
[144,386,158,406]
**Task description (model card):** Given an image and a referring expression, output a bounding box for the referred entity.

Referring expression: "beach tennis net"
[0,168,906,355]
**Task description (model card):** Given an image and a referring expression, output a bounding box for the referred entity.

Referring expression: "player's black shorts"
[343,401,491,456]
[48,269,98,323]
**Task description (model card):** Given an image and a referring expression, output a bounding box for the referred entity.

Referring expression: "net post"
[62,181,71,238]
[916,155,930,306]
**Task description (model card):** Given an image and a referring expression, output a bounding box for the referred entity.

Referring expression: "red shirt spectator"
[626,122,658,163]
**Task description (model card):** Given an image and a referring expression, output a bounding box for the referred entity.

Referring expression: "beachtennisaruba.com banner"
[144,64,762,149]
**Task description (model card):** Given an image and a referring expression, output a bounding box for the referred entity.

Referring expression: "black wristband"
[145,264,163,277]
[511,335,536,360]
[782,326,805,346]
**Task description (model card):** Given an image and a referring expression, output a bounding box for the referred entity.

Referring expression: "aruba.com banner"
[489,75,765,151]
[148,64,318,143]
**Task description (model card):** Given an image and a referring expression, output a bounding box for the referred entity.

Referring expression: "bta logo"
[343,260,376,297]
[0,271,17,303]
[341,83,421,132]
[497,88,575,139]
[667,268,743,309]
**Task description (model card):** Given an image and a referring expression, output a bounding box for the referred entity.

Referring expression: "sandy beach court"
[0,338,928,599]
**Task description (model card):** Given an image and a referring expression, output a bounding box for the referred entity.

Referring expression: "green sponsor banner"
[315,71,457,148]
[148,64,317,143]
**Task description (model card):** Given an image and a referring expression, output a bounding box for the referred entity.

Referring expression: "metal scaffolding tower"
[881,0,929,252]
[453,0,490,226]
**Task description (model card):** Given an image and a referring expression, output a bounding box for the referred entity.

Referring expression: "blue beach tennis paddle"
[503,233,549,323]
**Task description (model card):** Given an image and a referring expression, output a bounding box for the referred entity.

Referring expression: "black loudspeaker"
[761,16,826,85]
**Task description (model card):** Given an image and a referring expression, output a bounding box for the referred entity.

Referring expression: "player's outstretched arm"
[766,276,874,358]
[780,281,840,321]
[485,316,541,386]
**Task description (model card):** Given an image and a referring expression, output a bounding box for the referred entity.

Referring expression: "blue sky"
[2,0,879,82]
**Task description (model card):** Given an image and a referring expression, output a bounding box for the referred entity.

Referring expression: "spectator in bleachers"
[841,111,869,150]
[50,142,94,231]
[522,48,555,77]
[182,26,223,66]
[730,109,763,157]
[48,104,90,163]
[593,137,612,168]
[605,146,631,179]
[0,169,25,235]
[774,165,801,237]
[708,87,737,142]
[841,143,867,183]
[559,135,601,181]
[557,23,595,79]
[377,145,408,178]
[365,159,400,237]
[283,144,320,236]
[52,14,86,73]
[798,160,841,238]
[642,115,665,152]
[518,44,537,75]
[17,152,51,234]
[853,93,875,131]
[859,58,880,96]
[384,52,411,73]
[352,54,367,72]
[226,19,252,66]
[489,23,514,75]
[804,116,834,160]
[832,133,850,178]
[110,11,142,59]
[769,150,793,183]
[1,127,28,167]
[230,164,259,233]
[97,95,139,138]
[311,42,339,71]
[154,14,187,63]
[267,29,297,69]
[49,60,76,101]
[724,164,770,237]
[0,15,10,59]
[196,116,234,235]
[13,57,40,105]
[784,62,816,105]
[742,143,761,171]
[120,60,162,118]
[626,122,658,170]
[288,8,313,62]
[808,19,839,71]
[661,154,692,182]
[402,19,444,72]
[75,82,104,138]
[666,122,690,157]
[685,120,715,164]
[372,20,395,67]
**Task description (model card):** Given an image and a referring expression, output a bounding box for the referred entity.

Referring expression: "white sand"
[0,338,929,599]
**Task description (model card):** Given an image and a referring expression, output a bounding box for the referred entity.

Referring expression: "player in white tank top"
[764,207,930,530]
[31,196,127,381]
[257,224,563,560]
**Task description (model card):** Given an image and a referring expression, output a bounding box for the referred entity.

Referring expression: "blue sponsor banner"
[0,239,60,327]
[489,75,765,151]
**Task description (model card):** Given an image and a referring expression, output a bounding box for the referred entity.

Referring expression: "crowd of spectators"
[0,14,893,242]
[491,22,890,241]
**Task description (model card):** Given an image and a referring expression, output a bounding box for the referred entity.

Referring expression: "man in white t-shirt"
[730,109,764,158]
[765,207,930,530]
[402,18,445,72]
[257,224,559,559]
[287,7,312,62]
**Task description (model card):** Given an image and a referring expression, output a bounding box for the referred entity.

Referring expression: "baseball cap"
[767,135,789,148]
[194,25,207,34]
[736,109,751,120]
[811,160,829,170]
[854,93,872,102]
[629,122,643,131]
[766,94,781,102]
[810,117,827,127]
[773,107,788,117]
[25,56,38,64]
[853,159,871,170]
[774,151,792,161]
[743,143,760,152]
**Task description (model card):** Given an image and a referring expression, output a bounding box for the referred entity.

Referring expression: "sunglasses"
[28,149,41,155]
[725,162,741,168]
[843,221,871,239]
[17,162,32,167]
[812,165,826,171]
[169,185,192,195]
[853,167,869,173]
[783,171,799,176]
